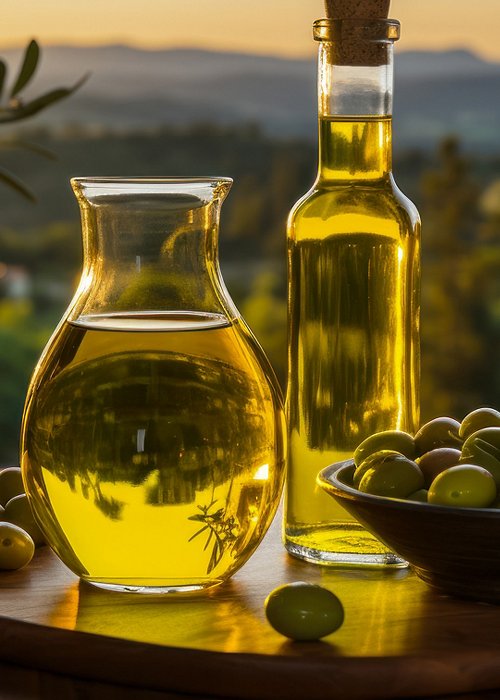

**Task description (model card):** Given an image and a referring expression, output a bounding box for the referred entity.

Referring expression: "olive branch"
[0,38,88,200]
[188,496,239,574]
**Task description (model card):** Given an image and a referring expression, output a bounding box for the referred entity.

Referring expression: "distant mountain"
[396,49,500,79]
[3,45,500,149]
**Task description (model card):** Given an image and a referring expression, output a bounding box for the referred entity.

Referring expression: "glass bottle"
[21,177,286,592]
[285,19,420,565]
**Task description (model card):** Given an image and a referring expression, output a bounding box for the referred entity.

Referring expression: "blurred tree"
[241,271,287,386]
[0,299,52,462]
[420,137,499,418]
[421,137,479,253]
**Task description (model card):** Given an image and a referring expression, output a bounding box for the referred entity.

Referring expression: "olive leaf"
[10,39,39,98]
[0,73,89,124]
[0,166,35,201]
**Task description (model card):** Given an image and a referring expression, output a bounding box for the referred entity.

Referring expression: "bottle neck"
[317,40,394,182]
[319,115,392,181]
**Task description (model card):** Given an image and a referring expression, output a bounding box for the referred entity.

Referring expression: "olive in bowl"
[318,461,500,604]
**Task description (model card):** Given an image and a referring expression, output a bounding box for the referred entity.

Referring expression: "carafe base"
[84,578,223,594]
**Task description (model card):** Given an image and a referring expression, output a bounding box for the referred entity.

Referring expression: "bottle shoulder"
[390,175,421,227]
[288,176,420,241]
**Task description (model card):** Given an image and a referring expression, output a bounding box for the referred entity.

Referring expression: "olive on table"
[2,494,45,547]
[0,467,24,508]
[414,417,462,455]
[357,453,424,498]
[265,582,344,641]
[427,464,497,508]
[460,428,500,485]
[0,522,34,570]
[416,448,462,488]
[353,430,415,468]
[459,407,500,440]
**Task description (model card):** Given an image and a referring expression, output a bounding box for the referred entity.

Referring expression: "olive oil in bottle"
[285,20,420,565]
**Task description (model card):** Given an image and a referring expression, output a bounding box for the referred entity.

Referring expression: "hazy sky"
[1,0,500,60]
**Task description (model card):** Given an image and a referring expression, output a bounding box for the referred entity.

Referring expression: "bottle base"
[83,578,223,594]
[284,522,408,568]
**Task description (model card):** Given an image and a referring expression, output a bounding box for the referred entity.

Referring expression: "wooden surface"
[3,516,500,699]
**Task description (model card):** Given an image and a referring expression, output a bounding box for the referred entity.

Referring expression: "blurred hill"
[2,45,500,148]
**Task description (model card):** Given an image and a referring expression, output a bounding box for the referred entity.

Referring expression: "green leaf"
[10,39,40,98]
[209,508,225,522]
[0,167,35,201]
[207,538,223,574]
[0,60,7,101]
[203,529,214,551]
[188,513,207,522]
[188,525,209,542]
[0,73,89,125]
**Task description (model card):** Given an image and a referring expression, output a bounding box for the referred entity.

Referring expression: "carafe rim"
[71,176,233,186]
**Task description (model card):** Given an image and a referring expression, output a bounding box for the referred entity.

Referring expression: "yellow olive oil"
[22,312,285,591]
[285,117,420,564]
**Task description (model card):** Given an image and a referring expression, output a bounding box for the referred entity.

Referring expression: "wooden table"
[2,514,500,700]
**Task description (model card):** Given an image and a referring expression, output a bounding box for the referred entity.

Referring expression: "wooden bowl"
[318,460,500,604]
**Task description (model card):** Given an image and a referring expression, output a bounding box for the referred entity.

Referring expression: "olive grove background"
[0,46,499,462]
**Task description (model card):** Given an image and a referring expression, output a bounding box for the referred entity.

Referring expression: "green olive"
[353,430,415,468]
[414,417,462,456]
[416,448,462,488]
[459,442,500,484]
[358,454,424,498]
[406,489,428,503]
[0,522,34,570]
[460,407,500,440]
[0,467,24,508]
[354,450,406,488]
[428,465,497,508]
[265,582,344,641]
[460,428,500,485]
[2,494,45,547]
[464,427,500,454]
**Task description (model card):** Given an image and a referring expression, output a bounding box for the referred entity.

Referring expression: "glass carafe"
[21,177,286,593]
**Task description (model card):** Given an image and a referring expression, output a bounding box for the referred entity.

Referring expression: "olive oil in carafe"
[22,312,285,589]
[285,117,420,563]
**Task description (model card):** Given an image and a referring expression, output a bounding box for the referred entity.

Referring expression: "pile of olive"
[352,408,500,508]
[0,466,45,570]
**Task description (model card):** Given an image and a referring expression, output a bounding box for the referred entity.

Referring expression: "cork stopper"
[322,0,394,66]
[324,0,390,19]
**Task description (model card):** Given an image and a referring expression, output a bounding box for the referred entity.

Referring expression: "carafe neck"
[70,178,236,322]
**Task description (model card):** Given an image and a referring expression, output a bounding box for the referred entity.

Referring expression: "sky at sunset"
[1,0,500,60]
